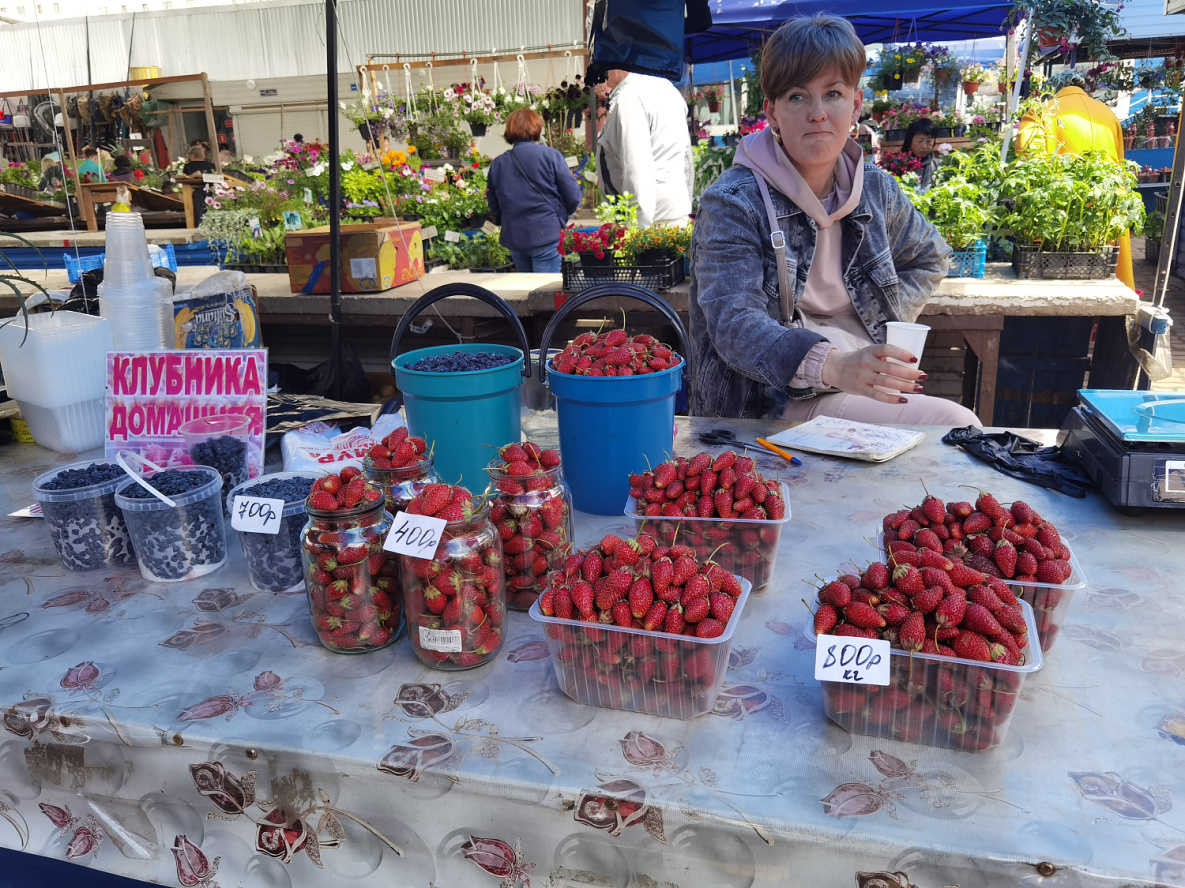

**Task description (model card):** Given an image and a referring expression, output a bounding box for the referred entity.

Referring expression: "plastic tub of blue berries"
[228,472,320,593]
[115,464,228,583]
[32,459,139,572]
[180,414,251,516]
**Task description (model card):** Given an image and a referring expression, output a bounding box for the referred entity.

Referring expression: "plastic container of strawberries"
[876,531,1087,654]
[808,599,1044,751]
[624,483,791,592]
[1004,544,1087,654]
[528,577,752,719]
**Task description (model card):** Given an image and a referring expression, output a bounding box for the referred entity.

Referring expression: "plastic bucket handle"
[389,282,532,378]
[535,283,694,389]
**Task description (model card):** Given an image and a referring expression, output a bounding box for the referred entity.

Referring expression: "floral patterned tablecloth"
[0,417,1184,888]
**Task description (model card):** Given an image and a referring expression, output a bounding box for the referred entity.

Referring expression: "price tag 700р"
[813,635,891,686]
[230,496,286,535]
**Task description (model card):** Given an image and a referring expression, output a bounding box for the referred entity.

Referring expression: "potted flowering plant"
[0,161,38,199]
[880,103,930,141]
[870,96,894,122]
[446,84,499,137]
[739,113,767,135]
[878,151,924,179]
[876,42,928,90]
[932,109,962,138]
[558,224,626,269]
[702,84,726,113]
[927,46,960,85]
[620,223,692,265]
[1012,0,1126,60]
[967,106,1002,138]
[960,63,990,95]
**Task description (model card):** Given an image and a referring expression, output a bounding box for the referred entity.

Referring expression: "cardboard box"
[285,219,424,294]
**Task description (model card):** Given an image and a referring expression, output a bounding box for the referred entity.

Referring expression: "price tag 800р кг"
[230,496,286,535]
[814,635,891,686]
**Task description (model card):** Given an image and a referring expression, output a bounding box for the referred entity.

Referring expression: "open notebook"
[766,416,925,463]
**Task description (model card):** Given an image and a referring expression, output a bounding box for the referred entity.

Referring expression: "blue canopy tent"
[686,0,1018,63]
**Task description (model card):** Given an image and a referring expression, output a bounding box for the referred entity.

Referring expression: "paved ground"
[1130,235,1185,391]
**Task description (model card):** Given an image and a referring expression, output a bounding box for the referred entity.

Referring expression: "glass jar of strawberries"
[485,443,573,611]
[363,427,439,517]
[301,468,402,653]
[400,484,505,670]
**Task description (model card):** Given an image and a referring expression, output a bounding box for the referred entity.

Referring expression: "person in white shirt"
[597,71,693,227]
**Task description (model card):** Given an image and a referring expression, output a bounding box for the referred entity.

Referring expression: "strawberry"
[628,579,654,619]
[1036,558,1068,584]
[898,611,926,651]
[308,490,340,511]
[418,483,454,517]
[581,550,603,583]
[967,585,1004,612]
[695,618,725,639]
[972,490,1007,521]
[917,549,953,570]
[683,597,710,623]
[862,562,890,590]
[709,591,736,624]
[819,580,852,609]
[962,512,991,534]
[642,600,667,632]
[571,581,594,616]
[994,540,1017,578]
[672,555,698,587]
[994,605,1027,634]
[611,600,633,627]
[952,631,992,662]
[913,586,944,614]
[1015,551,1039,576]
[340,476,367,508]
[920,487,946,524]
[913,528,942,553]
[663,604,687,635]
[947,562,985,588]
[878,602,911,627]
[892,564,924,596]
[813,603,838,635]
[935,594,967,628]
[844,601,886,630]
[962,602,1004,636]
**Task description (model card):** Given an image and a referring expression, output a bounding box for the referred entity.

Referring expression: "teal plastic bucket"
[538,284,694,515]
[391,284,530,489]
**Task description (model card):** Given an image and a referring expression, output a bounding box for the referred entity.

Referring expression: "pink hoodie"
[732,127,873,384]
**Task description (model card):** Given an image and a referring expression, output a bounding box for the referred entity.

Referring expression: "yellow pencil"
[756,437,803,466]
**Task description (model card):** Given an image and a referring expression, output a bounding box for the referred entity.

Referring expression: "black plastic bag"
[942,426,1095,498]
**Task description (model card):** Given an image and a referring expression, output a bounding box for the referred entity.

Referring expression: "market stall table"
[0,415,1181,887]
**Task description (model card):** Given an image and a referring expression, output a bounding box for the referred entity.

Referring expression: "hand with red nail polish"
[819,344,926,404]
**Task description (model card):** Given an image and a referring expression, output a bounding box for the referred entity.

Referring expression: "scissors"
[696,428,804,466]
[696,428,763,450]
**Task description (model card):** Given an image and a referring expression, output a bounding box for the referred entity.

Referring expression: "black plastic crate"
[1012,245,1118,280]
[562,255,685,293]
[994,355,1092,429]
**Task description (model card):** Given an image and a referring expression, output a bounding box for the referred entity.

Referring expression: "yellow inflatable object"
[1015,86,1135,290]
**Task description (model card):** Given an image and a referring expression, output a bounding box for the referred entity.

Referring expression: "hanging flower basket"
[469,122,487,137]
[872,109,886,122]
[934,68,955,85]
[963,80,980,96]
[358,122,374,142]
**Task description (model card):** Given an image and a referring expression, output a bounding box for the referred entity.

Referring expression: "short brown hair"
[504,108,543,143]
[82,146,98,158]
[188,145,206,161]
[761,15,866,100]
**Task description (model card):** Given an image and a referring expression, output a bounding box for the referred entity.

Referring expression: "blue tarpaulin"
[687,0,1017,63]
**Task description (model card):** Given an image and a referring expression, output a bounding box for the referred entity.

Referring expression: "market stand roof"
[686,0,1017,62]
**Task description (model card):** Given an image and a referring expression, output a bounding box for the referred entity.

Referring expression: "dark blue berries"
[407,351,516,372]
[41,463,126,491]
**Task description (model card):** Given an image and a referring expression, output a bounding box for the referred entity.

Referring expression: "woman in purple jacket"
[487,109,583,273]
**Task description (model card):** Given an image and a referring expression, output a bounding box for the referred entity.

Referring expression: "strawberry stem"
[801,598,816,617]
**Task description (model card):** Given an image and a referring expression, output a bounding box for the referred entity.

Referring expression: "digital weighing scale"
[1061,390,1185,511]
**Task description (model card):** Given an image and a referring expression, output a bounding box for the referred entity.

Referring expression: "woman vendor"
[689,14,979,426]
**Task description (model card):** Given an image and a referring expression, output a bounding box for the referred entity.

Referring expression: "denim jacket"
[689,163,951,419]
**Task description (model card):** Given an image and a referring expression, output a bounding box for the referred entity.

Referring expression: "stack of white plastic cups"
[99,212,173,350]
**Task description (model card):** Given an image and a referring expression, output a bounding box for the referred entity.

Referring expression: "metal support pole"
[1152,102,1185,310]
[327,0,343,400]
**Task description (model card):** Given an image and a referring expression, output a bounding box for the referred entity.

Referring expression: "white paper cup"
[886,321,930,367]
[874,322,930,394]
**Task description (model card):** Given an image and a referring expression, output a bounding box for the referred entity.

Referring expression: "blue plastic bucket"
[391,284,530,489]
[538,284,694,515]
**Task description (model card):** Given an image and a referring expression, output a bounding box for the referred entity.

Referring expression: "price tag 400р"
[383,513,447,560]
[230,496,286,535]
[813,635,891,686]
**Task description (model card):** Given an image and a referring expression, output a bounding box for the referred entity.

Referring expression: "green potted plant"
[909,176,997,276]
[558,224,627,281]
[1143,210,1165,264]
[463,231,513,272]
[997,150,1145,279]
[1012,0,1126,60]
[870,96,894,122]
[0,162,39,200]
[927,46,961,86]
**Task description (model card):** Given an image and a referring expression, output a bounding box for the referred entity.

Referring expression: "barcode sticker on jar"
[419,626,463,653]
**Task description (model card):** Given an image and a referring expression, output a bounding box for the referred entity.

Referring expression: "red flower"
[66,826,99,858]
[133,169,145,180]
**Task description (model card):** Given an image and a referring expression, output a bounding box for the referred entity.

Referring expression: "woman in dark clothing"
[486,109,583,273]
[108,155,136,182]
[901,118,940,191]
